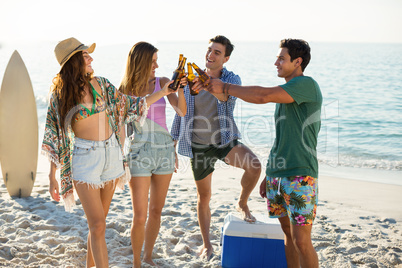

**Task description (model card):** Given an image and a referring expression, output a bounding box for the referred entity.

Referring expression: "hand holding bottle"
[179,76,188,89]
[191,63,211,86]
[205,78,224,95]
[168,55,187,91]
[162,80,177,95]
[187,62,198,95]
[190,76,207,94]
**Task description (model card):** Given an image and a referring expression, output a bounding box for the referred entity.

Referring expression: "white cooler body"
[221,213,287,268]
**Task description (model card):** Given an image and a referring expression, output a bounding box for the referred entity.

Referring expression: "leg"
[142,173,173,266]
[224,144,261,222]
[129,176,151,268]
[86,181,116,268]
[74,181,116,268]
[291,224,319,268]
[277,175,319,267]
[195,173,214,260]
[278,216,300,268]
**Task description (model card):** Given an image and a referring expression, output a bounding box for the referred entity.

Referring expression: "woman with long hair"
[42,38,174,268]
[119,42,186,267]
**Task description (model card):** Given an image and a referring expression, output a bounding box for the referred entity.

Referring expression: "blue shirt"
[170,67,242,158]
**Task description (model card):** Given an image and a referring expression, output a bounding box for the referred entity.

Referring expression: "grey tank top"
[192,90,221,145]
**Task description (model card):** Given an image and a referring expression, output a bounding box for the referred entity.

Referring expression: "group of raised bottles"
[168,54,210,95]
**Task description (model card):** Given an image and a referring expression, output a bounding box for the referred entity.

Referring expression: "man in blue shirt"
[171,35,261,260]
[206,39,321,268]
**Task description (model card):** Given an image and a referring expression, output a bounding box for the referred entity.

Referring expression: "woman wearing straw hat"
[119,42,186,268]
[41,37,175,268]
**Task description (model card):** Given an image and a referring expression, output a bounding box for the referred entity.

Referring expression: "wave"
[248,145,402,172]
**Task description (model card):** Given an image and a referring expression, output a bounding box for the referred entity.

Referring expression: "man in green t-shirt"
[206,39,322,268]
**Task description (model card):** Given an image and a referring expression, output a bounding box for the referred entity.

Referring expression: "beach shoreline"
[0,154,401,267]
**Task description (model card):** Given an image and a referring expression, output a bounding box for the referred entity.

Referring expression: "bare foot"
[237,205,256,223]
[199,247,214,261]
[142,259,159,267]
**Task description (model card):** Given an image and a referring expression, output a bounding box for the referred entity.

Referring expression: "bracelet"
[223,83,228,99]
[226,83,231,98]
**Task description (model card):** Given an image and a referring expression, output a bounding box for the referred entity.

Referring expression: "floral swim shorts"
[265,176,318,226]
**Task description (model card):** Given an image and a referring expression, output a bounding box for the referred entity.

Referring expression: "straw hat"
[54,37,96,70]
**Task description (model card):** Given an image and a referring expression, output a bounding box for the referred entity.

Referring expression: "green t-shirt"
[266,76,322,178]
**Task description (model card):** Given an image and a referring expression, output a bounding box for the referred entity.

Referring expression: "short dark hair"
[280,39,311,72]
[209,35,234,57]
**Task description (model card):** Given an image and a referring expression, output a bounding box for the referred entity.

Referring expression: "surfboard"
[0,50,38,197]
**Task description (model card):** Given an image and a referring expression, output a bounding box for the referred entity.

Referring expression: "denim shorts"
[126,131,175,177]
[72,133,125,187]
[265,176,318,226]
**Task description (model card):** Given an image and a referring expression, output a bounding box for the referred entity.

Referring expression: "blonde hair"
[119,42,158,96]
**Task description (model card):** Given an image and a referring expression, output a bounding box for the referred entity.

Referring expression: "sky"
[1,0,402,46]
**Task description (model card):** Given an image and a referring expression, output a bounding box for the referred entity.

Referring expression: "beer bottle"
[178,57,187,88]
[168,56,187,91]
[191,63,210,85]
[179,54,186,88]
[187,63,198,95]
[178,54,183,67]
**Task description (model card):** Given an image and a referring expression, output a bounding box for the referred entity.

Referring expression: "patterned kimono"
[42,76,147,211]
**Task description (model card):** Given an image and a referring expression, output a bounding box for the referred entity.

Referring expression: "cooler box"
[221,213,287,268]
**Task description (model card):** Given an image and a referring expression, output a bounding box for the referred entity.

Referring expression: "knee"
[280,222,292,238]
[148,205,163,219]
[89,219,106,238]
[197,191,211,205]
[132,213,147,227]
[293,236,312,255]
[244,157,261,176]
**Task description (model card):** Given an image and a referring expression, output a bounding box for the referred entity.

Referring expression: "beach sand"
[1,154,401,267]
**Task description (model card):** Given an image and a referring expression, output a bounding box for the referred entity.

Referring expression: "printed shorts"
[127,132,175,177]
[266,176,318,226]
[72,133,125,187]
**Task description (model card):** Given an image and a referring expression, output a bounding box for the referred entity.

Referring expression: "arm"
[49,162,60,202]
[220,73,241,103]
[41,94,62,202]
[208,80,227,101]
[163,77,187,117]
[170,112,181,141]
[191,77,228,101]
[173,140,178,172]
[206,78,294,104]
[42,94,62,202]
[170,114,181,173]
[41,94,62,166]
[104,77,173,124]
[144,80,174,107]
[113,77,173,110]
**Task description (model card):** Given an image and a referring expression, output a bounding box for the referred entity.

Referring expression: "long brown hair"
[51,51,92,130]
[119,42,158,96]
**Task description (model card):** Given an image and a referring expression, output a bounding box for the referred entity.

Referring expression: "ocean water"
[0,41,401,174]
